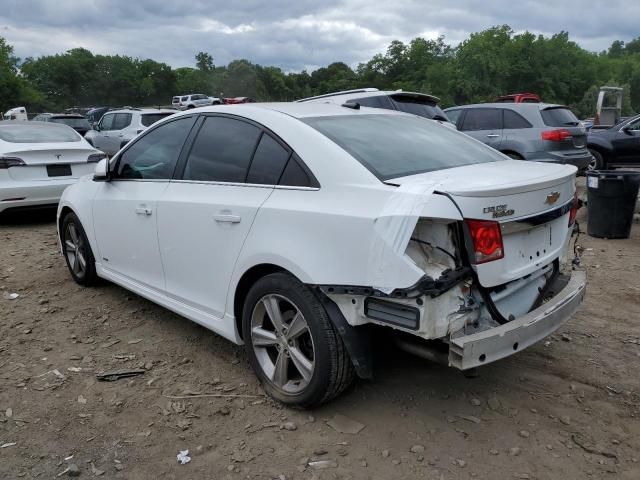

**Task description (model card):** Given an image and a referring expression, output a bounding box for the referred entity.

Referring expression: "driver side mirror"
[622,125,634,135]
[93,158,109,182]
[93,122,100,131]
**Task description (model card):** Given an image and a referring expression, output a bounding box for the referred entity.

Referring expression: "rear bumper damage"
[448,269,586,370]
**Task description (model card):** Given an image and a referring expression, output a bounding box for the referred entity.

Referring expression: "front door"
[158,116,291,320]
[92,115,197,290]
[612,117,640,164]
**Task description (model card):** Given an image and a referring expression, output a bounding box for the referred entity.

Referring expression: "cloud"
[0,0,638,71]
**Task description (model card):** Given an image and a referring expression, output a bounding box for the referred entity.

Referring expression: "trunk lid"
[389,160,577,287]
[5,145,98,181]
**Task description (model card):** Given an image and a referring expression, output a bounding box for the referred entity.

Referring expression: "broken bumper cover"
[449,269,586,370]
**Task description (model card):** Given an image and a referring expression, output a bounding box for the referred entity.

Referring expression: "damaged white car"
[57,103,586,407]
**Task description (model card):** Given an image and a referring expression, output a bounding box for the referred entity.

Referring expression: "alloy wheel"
[64,222,87,277]
[250,294,315,394]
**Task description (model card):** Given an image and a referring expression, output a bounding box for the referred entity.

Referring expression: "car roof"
[180,102,410,119]
[444,102,566,111]
[104,108,176,114]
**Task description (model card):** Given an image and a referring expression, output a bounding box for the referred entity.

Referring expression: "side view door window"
[114,116,195,180]
[246,133,291,185]
[459,108,503,148]
[182,116,261,182]
[112,113,132,131]
[99,113,114,131]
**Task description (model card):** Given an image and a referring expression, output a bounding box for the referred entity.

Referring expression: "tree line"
[1,25,640,119]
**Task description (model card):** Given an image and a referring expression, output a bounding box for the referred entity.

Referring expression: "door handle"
[486,134,500,138]
[214,214,241,223]
[135,207,153,216]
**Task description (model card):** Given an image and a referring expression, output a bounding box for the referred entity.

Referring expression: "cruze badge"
[483,204,515,218]
[545,191,561,205]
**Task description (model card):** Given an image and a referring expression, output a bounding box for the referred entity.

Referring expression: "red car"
[222,97,256,104]
[495,93,541,103]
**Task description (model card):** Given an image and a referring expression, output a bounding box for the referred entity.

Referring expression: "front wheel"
[242,272,355,408]
[588,149,606,171]
[61,212,98,286]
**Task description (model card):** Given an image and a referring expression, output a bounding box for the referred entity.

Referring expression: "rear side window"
[113,113,132,130]
[460,108,502,131]
[246,133,290,185]
[503,110,532,129]
[303,114,502,180]
[350,95,394,109]
[541,107,579,127]
[141,113,173,127]
[183,116,261,182]
[115,117,194,180]
[279,154,315,187]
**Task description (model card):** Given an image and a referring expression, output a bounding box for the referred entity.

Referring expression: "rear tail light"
[541,129,572,142]
[568,192,579,226]
[466,219,504,264]
[0,157,26,169]
[87,153,107,163]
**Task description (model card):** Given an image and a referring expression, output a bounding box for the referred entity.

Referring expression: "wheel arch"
[500,149,524,159]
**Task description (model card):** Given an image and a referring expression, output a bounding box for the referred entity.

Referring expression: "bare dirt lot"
[1,196,640,479]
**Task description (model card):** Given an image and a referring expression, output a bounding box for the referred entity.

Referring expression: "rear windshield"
[50,117,91,128]
[141,113,174,127]
[302,114,502,180]
[541,107,579,127]
[390,95,450,122]
[0,124,80,143]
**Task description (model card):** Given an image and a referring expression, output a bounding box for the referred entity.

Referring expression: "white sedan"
[57,103,586,407]
[0,121,105,215]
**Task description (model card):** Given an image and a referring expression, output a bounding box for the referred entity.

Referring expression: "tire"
[61,212,98,286]
[187,105,195,109]
[504,152,523,160]
[242,272,355,408]
[588,149,606,171]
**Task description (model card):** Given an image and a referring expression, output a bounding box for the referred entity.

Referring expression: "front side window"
[113,113,132,130]
[303,114,502,180]
[114,116,194,180]
[460,108,502,131]
[445,109,463,127]
[246,133,290,185]
[183,116,261,183]
[351,95,393,109]
[100,114,115,131]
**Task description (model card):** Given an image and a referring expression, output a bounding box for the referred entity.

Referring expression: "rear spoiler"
[389,92,441,104]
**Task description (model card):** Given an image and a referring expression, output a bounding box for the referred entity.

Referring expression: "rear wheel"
[242,272,355,408]
[61,213,98,286]
[588,149,606,171]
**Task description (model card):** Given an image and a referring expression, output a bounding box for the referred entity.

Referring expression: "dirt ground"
[1,185,640,480]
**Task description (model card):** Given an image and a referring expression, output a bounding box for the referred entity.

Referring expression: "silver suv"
[444,103,592,170]
[85,108,176,155]
[172,94,221,110]
[296,88,454,126]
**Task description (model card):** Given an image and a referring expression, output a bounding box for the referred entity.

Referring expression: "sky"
[1,0,638,72]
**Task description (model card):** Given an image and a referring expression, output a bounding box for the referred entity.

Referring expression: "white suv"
[85,108,176,155]
[58,103,585,407]
[172,94,221,110]
[297,88,455,127]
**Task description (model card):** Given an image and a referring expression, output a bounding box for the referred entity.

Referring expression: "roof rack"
[296,88,379,102]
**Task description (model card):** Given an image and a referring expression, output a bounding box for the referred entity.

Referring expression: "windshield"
[141,113,174,127]
[541,107,580,127]
[0,124,80,143]
[303,114,502,180]
[390,96,450,122]
[50,117,91,128]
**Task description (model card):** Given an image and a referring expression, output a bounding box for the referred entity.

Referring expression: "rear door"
[459,108,504,149]
[92,115,196,290]
[157,115,285,319]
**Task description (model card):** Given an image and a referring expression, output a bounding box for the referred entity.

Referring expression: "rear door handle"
[214,214,241,223]
[486,134,500,138]
[135,207,152,216]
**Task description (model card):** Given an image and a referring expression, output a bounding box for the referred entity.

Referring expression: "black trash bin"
[586,170,640,239]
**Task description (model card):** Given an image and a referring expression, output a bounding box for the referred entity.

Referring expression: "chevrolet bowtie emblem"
[545,191,560,205]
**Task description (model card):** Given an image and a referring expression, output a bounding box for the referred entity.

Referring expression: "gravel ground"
[1,188,640,479]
